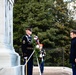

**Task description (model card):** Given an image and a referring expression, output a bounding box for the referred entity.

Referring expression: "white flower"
[39,54,42,58]
[36,45,40,48]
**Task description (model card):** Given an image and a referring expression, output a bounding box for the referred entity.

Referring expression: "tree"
[13,0,76,66]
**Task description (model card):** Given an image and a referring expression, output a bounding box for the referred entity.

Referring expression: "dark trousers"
[72,64,76,75]
[40,61,44,74]
[24,56,33,75]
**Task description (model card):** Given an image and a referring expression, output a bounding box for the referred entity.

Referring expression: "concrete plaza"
[33,66,72,75]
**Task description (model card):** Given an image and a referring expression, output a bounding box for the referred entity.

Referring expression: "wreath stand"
[24,50,41,75]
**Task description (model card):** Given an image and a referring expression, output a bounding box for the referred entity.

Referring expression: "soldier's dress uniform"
[39,44,46,75]
[22,34,33,75]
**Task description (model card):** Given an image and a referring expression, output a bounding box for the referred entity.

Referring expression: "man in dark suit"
[21,27,33,75]
[70,30,76,75]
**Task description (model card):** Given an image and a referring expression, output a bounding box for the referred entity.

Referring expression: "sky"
[63,0,72,2]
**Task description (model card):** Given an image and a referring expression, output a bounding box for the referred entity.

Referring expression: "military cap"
[25,27,32,32]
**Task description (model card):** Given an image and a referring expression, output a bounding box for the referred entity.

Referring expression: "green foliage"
[13,0,76,67]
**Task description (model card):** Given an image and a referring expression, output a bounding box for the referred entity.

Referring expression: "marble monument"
[0,0,24,75]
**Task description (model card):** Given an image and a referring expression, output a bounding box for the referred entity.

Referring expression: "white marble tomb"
[0,0,24,75]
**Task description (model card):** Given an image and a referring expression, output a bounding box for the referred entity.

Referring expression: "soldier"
[39,44,46,75]
[21,27,33,75]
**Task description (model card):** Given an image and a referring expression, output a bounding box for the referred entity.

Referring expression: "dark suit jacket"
[70,37,76,64]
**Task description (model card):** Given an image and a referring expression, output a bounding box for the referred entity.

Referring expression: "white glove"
[24,57,27,60]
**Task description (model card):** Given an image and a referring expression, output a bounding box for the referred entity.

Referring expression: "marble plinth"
[0,51,20,68]
[0,65,24,75]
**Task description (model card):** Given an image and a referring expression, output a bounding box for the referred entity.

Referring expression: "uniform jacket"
[70,37,76,64]
[21,34,33,57]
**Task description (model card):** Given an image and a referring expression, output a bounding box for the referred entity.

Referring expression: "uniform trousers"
[40,61,44,74]
[24,56,33,75]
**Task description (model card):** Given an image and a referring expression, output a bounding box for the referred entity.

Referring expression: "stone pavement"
[33,66,72,75]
